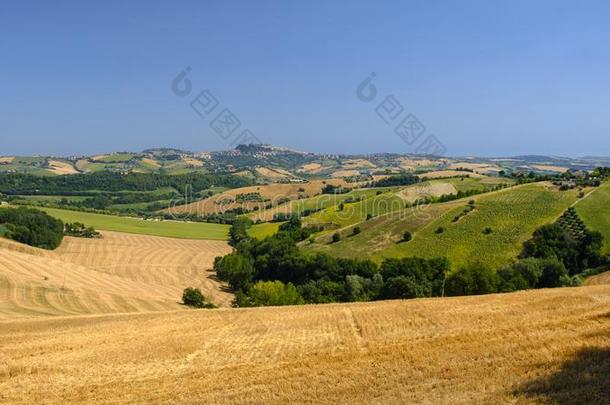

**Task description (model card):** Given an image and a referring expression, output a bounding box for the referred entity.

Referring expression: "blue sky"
[2,0,610,157]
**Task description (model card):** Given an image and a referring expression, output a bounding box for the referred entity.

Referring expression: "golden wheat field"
[0,285,607,404]
[0,231,233,320]
[585,270,610,286]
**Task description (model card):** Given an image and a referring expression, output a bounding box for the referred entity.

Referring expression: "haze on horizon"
[2,1,610,158]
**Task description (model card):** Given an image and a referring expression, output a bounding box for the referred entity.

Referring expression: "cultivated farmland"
[38,207,230,240]
[575,180,610,254]
[376,183,581,269]
[0,285,608,403]
[0,230,233,319]
[167,179,351,216]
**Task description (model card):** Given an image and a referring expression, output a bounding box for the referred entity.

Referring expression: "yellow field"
[297,162,323,173]
[397,181,457,202]
[0,285,608,403]
[420,170,485,179]
[0,231,233,320]
[584,270,610,286]
[255,166,294,179]
[531,164,569,173]
[342,158,376,169]
[47,159,79,175]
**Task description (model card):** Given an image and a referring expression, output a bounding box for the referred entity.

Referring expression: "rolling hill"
[311,183,583,269]
[0,285,608,403]
[0,231,233,320]
[575,180,610,254]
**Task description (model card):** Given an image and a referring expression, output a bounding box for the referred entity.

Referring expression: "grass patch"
[575,181,610,254]
[375,183,580,269]
[38,207,229,240]
[248,222,282,239]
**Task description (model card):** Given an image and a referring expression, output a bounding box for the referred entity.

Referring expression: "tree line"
[0,206,64,249]
[0,172,253,195]
[213,208,607,307]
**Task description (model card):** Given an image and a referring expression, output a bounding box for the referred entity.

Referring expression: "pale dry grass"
[74,159,90,171]
[256,166,292,179]
[47,160,79,175]
[331,169,360,178]
[420,170,484,179]
[584,270,610,286]
[397,182,457,203]
[342,159,376,169]
[399,157,446,171]
[181,157,203,167]
[0,232,233,319]
[531,164,569,173]
[0,157,14,163]
[448,162,502,174]
[142,157,161,168]
[91,154,110,161]
[297,162,323,173]
[0,285,608,403]
[53,231,233,307]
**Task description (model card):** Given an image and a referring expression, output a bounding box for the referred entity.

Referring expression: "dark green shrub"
[182,287,215,308]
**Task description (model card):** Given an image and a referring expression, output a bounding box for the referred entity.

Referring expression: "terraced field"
[376,183,580,269]
[0,231,233,319]
[575,180,610,254]
[38,207,230,240]
[1,285,608,403]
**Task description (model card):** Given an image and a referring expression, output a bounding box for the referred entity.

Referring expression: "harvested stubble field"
[0,285,608,403]
[0,231,233,320]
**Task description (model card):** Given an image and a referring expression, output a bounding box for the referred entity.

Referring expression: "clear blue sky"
[2,0,610,157]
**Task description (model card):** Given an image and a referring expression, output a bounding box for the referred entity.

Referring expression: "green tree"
[182,287,214,308]
[214,253,255,291]
[241,280,304,306]
[537,258,569,288]
[445,262,498,296]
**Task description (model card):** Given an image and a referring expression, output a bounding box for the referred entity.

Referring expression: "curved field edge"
[36,206,230,240]
[0,231,234,319]
[0,284,608,403]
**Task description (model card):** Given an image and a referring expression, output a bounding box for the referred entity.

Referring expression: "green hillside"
[308,183,582,270]
[575,180,610,254]
[375,183,580,269]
